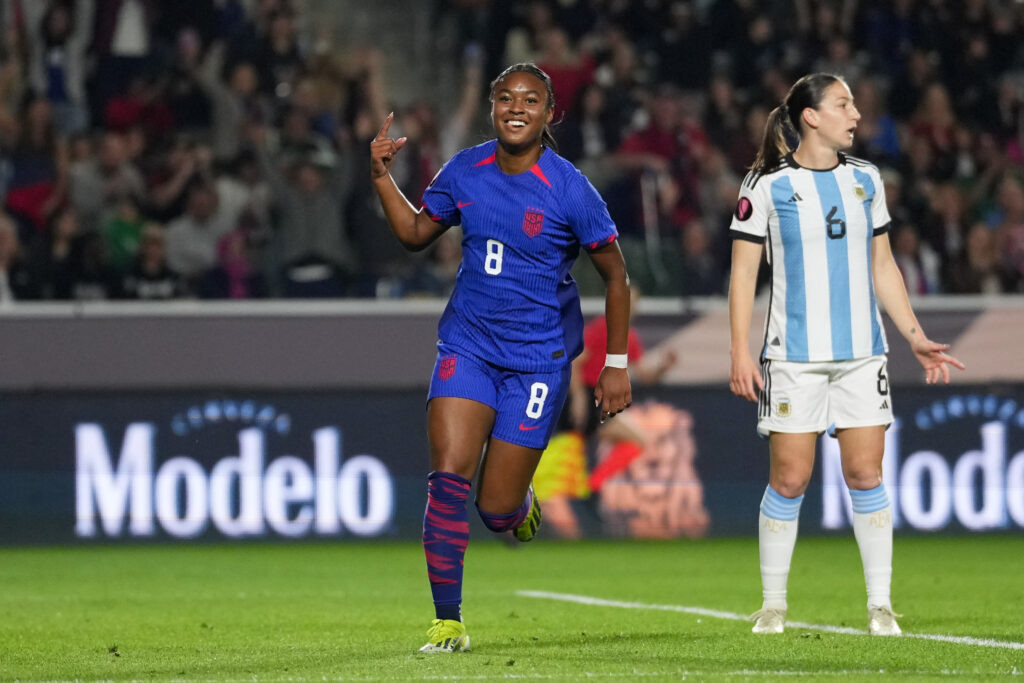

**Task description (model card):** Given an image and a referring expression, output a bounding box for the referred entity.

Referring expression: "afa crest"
[523,208,544,237]
[776,399,791,418]
[853,184,867,201]
[439,355,457,381]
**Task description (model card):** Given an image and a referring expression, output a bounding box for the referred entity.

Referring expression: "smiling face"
[490,71,553,155]
[804,79,861,150]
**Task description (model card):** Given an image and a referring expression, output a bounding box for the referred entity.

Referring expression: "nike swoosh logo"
[457,201,473,208]
[518,423,541,431]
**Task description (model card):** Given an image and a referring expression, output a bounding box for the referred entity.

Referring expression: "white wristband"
[605,353,628,369]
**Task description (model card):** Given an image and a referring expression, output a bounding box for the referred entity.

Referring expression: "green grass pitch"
[1,536,1021,681]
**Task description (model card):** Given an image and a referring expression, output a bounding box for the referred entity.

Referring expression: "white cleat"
[868,606,903,636]
[750,607,786,634]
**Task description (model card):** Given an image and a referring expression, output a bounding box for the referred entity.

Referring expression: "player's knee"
[475,501,518,532]
[844,470,882,491]
[769,474,810,498]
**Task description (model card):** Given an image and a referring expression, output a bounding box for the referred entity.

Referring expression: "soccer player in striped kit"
[371,63,632,652]
[728,73,964,636]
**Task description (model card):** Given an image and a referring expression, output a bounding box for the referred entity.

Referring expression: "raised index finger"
[375,112,394,141]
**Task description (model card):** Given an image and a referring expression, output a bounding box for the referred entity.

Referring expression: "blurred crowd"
[0,0,1023,302]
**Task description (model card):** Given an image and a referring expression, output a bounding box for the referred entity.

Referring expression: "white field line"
[517,590,1024,651]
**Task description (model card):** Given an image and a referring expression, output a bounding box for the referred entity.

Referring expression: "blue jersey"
[730,153,891,362]
[422,140,617,373]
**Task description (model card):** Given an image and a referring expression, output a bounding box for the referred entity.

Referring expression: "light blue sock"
[849,483,889,514]
[760,485,804,521]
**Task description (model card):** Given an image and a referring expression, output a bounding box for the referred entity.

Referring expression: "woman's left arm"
[588,241,632,420]
[872,233,965,384]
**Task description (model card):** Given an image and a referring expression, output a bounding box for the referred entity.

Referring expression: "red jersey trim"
[530,164,552,187]
[586,234,617,250]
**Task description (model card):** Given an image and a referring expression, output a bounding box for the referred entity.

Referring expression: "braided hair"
[489,62,559,152]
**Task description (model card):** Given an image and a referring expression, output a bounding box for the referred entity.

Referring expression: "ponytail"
[750,73,843,173]
[750,105,793,172]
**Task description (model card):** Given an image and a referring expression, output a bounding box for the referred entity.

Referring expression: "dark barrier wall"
[3,385,1022,545]
[0,299,1019,390]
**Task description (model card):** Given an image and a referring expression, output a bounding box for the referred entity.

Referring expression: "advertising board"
[1,386,1021,544]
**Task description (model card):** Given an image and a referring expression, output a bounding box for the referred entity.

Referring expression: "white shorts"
[757,355,894,437]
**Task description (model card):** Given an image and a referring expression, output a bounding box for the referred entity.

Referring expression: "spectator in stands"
[726,103,768,178]
[502,0,555,66]
[612,85,705,237]
[694,148,740,260]
[945,221,1011,294]
[535,26,594,121]
[987,74,1024,163]
[145,137,212,224]
[199,222,268,300]
[703,74,745,153]
[68,129,145,233]
[101,192,145,272]
[0,211,37,301]
[673,218,724,297]
[655,1,712,91]
[909,82,959,180]
[250,123,356,297]
[1,93,68,236]
[89,0,159,122]
[591,27,643,139]
[164,181,233,289]
[849,76,900,164]
[555,82,621,189]
[21,0,93,135]
[252,5,306,111]
[29,205,79,299]
[65,230,118,300]
[119,223,185,299]
[993,174,1024,291]
[162,27,214,134]
[921,182,968,266]
[892,223,943,295]
[196,42,270,164]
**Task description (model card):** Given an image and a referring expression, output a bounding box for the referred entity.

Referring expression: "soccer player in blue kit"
[729,73,965,637]
[370,63,632,653]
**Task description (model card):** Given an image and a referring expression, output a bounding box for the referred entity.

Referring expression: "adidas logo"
[770,337,781,346]
[787,192,803,203]
[879,400,889,410]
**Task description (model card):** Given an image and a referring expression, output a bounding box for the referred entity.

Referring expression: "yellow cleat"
[418,618,471,653]
[513,485,542,542]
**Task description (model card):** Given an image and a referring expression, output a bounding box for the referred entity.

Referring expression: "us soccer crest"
[776,399,791,418]
[439,355,457,381]
[523,207,544,237]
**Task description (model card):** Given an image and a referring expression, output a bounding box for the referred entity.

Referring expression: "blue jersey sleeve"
[422,159,461,227]
[565,171,618,250]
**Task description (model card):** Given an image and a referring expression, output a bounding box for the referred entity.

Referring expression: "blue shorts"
[427,342,572,450]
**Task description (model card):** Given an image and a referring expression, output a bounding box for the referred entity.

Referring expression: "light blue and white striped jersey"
[730,153,891,362]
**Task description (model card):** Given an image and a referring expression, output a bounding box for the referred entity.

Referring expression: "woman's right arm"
[370,113,447,251]
[729,238,764,402]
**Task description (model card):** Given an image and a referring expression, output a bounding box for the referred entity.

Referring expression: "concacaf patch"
[735,196,753,221]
